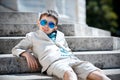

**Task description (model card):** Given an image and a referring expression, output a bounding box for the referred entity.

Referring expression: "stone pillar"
[76,0,86,25]
[0,0,18,10]
[61,0,66,15]
[74,0,90,36]
[17,0,45,12]
[45,0,57,11]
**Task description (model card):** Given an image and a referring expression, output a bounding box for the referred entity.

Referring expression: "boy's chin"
[44,31,52,34]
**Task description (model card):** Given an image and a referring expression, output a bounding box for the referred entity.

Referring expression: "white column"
[61,0,66,14]
[45,0,56,10]
[75,0,89,36]
[76,0,86,25]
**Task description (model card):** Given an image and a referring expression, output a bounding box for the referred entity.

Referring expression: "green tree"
[86,0,118,35]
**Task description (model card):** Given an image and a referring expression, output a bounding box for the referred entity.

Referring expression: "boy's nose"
[43,24,49,30]
[44,24,49,28]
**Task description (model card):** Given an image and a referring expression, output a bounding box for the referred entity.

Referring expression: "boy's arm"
[20,51,39,71]
[12,33,39,71]
[12,33,33,57]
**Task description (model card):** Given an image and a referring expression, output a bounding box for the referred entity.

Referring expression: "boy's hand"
[21,52,39,71]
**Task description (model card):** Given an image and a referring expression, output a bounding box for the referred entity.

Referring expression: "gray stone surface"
[113,37,120,50]
[0,72,119,80]
[0,24,38,36]
[0,74,54,80]
[0,73,59,80]
[91,27,111,36]
[108,74,120,80]
[0,54,41,74]
[0,0,18,11]
[74,24,92,36]
[0,12,38,24]
[0,50,120,74]
[103,69,120,80]
[0,0,77,23]
[0,37,22,54]
[0,12,111,36]
[0,24,74,36]
[0,37,120,54]
[0,1,119,80]
[0,12,70,24]
[74,24,111,36]
[0,69,120,80]
[0,23,110,37]
[66,36,120,51]
[74,50,120,69]
[57,24,75,36]
[0,5,14,12]
[104,69,120,76]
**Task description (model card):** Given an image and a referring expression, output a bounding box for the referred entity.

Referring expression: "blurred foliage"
[86,0,118,34]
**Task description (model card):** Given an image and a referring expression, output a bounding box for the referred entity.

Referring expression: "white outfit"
[12,30,99,80]
[12,30,71,72]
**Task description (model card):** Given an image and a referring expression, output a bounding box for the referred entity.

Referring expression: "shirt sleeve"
[12,33,33,57]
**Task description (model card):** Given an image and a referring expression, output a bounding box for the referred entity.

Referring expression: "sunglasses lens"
[40,20,55,29]
[40,20,47,26]
[49,22,55,29]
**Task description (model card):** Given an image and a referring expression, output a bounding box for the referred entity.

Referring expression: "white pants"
[47,56,99,80]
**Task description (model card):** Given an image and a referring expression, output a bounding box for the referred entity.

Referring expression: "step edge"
[0,36,116,39]
[1,50,120,58]
[103,69,120,75]
[73,50,120,55]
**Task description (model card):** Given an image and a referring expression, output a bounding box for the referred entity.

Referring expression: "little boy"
[12,10,111,80]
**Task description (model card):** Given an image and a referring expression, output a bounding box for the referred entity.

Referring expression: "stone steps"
[0,24,74,36]
[0,69,120,80]
[0,51,120,80]
[0,12,111,36]
[74,50,120,69]
[0,8,119,80]
[0,50,120,74]
[0,36,120,54]
[0,5,14,12]
[0,12,38,24]
[0,2,119,80]
[0,73,56,80]
[0,24,111,36]
[66,36,120,51]
[103,69,120,80]
[0,12,75,24]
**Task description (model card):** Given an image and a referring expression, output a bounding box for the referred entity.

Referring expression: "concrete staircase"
[0,6,120,80]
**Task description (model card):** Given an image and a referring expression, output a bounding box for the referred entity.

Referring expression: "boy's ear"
[37,20,39,24]
[37,20,40,26]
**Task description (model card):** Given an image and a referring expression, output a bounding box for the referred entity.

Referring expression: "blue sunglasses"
[40,19,56,29]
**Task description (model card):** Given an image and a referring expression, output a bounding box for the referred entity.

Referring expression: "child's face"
[37,15,57,34]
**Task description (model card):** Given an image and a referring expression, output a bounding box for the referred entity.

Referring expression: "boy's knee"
[64,70,77,80]
[64,71,73,77]
[97,72,111,80]
[97,74,111,80]
[87,70,111,80]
